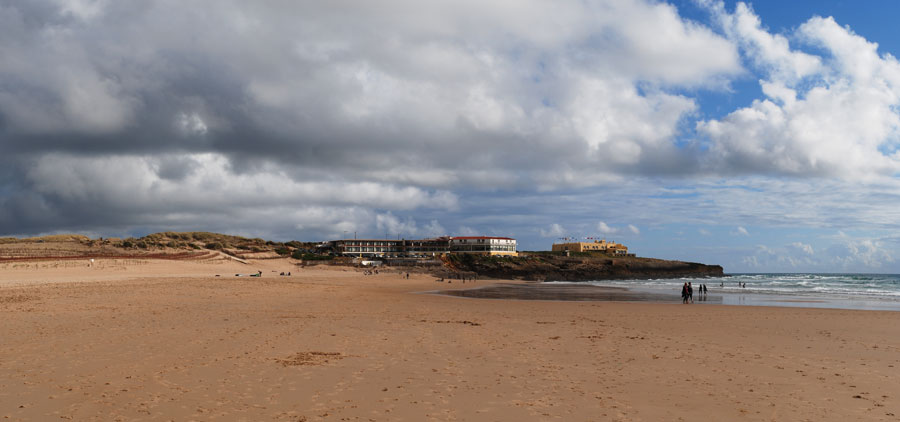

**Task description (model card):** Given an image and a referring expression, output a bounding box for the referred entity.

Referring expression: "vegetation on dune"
[0,234,93,244]
[291,250,333,261]
[1,231,324,262]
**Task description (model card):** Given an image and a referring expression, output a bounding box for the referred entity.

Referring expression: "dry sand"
[1,257,899,421]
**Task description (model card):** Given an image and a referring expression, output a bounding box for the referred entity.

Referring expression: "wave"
[546,273,900,300]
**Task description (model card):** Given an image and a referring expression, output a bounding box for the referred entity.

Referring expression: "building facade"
[551,239,629,255]
[449,236,518,256]
[326,236,517,258]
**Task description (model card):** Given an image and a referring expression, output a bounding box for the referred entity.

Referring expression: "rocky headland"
[442,253,724,281]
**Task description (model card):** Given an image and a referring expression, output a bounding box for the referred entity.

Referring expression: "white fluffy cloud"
[699,2,900,179]
[540,223,567,238]
[826,239,895,270]
[375,212,447,239]
[597,222,616,235]
[0,1,742,182]
[595,221,640,236]
[739,237,893,272]
[787,241,814,256]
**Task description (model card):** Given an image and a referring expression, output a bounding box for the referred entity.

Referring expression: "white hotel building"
[327,236,517,258]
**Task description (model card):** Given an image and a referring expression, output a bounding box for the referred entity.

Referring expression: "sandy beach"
[1,258,899,421]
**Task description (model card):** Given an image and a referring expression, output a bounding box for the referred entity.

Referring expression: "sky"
[3,1,900,273]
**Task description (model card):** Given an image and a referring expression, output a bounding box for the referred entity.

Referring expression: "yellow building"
[552,239,628,255]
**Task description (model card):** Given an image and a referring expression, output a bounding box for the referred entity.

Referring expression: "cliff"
[442,253,724,281]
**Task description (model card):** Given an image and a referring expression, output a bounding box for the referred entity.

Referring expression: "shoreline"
[432,281,900,311]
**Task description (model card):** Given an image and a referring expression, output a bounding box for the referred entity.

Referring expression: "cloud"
[540,223,566,238]
[705,1,820,82]
[597,221,617,235]
[698,2,900,180]
[3,0,900,275]
[735,226,750,236]
[0,152,457,237]
[591,221,640,237]
[375,213,417,238]
[456,226,479,236]
[373,212,448,239]
[0,0,752,238]
[730,235,898,272]
[0,0,741,177]
[787,241,814,256]
[825,239,894,270]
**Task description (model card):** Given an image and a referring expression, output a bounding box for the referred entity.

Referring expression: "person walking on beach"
[681,282,689,304]
[687,282,694,303]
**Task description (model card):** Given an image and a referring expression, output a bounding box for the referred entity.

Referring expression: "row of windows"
[343,247,461,253]
[342,242,448,247]
[342,241,516,247]
[450,245,517,252]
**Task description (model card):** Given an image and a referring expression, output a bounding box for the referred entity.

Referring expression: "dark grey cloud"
[0,0,746,238]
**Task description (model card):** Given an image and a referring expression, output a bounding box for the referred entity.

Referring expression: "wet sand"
[438,282,720,303]
[438,282,900,312]
[1,259,899,421]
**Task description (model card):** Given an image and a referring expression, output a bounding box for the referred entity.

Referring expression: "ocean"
[550,273,900,311]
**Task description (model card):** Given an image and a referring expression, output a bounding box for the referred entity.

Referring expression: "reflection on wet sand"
[439,283,723,304]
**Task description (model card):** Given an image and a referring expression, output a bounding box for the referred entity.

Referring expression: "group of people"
[437,273,476,284]
[681,281,708,304]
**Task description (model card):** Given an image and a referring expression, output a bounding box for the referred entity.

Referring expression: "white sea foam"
[547,273,900,300]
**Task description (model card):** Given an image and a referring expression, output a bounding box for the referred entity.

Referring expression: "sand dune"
[1,258,898,420]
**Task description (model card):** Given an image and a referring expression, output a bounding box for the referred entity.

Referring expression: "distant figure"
[720,282,724,288]
[406,272,409,279]
[681,282,689,304]
[703,284,708,294]
[687,282,694,303]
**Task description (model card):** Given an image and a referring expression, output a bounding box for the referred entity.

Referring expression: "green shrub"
[292,250,332,260]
